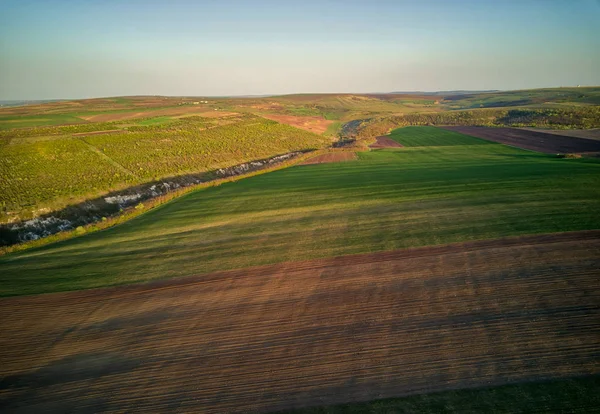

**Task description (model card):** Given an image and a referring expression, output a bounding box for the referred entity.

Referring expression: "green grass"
[279,375,600,413]
[388,126,489,146]
[0,114,87,130]
[324,121,342,137]
[136,116,174,126]
[2,127,599,296]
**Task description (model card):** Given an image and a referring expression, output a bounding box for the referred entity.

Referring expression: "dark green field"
[281,376,600,414]
[2,127,599,296]
[387,126,489,146]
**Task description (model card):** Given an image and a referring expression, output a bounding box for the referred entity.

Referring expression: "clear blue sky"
[1,0,599,99]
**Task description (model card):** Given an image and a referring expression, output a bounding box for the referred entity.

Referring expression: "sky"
[1,0,599,99]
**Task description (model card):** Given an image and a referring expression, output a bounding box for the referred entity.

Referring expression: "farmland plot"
[443,126,600,154]
[2,128,600,296]
[1,232,598,412]
[0,116,328,219]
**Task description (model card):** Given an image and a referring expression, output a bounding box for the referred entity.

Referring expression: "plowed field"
[370,136,404,148]
[1,231,598,413]
[443,126,600,154]
[519,128,600,141]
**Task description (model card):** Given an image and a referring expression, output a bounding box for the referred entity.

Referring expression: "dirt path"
[370,136,403,148]
[443,126,600,154]
[1,231,599,413]
[77,137,136,178]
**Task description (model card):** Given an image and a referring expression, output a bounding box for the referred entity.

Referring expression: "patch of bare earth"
[260,114,334,134]
[370,136,404,148]
[300,151,357,165]
[443,126,600,154]
[1,231,599,413]
[519,128,600,141]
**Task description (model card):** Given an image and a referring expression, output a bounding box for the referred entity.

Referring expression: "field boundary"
[4,229,598,300]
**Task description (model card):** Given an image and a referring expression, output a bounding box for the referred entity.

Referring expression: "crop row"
[85,118,327,180]
[0,139,126,215]
[0,113,244,140]
[0,122,122,139]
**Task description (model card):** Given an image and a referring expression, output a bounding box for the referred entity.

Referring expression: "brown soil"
[300,151,357,165]
[443,126,600,154]
[370,136,404,148]
[519,128,600,141]
[260,114,334,134]
[1,231,599,413]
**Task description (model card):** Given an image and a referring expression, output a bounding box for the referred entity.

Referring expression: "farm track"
[1,231,599,412]
[77,137,136,177]
[442,126,600,154]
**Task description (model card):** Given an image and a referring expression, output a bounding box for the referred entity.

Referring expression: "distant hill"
[389,90,500,96]
[442,87,600,109]
[0,99,66,107]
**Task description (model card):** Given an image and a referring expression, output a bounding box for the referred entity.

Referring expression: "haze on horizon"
[1,0,599,100]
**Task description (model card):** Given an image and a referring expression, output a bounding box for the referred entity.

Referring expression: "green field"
[387,126,489,146]
[136,115,174,126]
[281,375,600,414]
[0,114,87,130]
[2,127,599,296]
